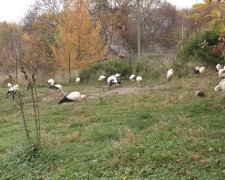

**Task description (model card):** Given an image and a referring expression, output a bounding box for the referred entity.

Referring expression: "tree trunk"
[137,0,141,61]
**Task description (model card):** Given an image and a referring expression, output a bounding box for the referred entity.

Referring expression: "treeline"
[0,0,224,75]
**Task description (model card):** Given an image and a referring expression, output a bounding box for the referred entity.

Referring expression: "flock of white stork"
[5,63,225,104]
[215,64,225,92]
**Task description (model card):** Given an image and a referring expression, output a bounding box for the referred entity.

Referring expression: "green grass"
[0,72,225,179]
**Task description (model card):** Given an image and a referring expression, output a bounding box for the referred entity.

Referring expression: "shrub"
[79,59,132,82]
[79,51,194,83]
[178,27,224,66]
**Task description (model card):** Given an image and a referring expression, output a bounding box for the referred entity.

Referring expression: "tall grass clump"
[79,52,187,82]
[178,27,224,66]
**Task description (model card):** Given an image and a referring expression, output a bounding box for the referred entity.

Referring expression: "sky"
[0,0,203,24]
[0,0,34,23]
[166,0,203,9]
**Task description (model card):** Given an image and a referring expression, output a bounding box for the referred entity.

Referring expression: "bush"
[178,27,224,66]
[79,59,133,82]
[79,55,177,82]
[79,50,197,83]
[79,58,166,82]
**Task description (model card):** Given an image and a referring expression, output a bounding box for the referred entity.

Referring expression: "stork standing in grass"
[58,91,87,108]
[107,75,121,93]
[76,77,80,84]
[215,79,225,92]
[47,79,63,96]
[194,66,205,76]
[167,69,174,82]
[218,68,225,79]
[216,64,222,72]
[129,75,142,86]
[6,84,20,100]
[136,76,143,86]
[76,77,81,88]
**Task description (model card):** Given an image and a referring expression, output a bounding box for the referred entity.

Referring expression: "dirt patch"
[40,84,170,102]
[83,84,170,99]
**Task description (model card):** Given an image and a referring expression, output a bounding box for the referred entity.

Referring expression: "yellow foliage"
[190,2,225,28]
[22,33,30,42]
[51,0,108,69]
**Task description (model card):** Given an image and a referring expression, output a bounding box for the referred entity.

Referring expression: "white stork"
[194,66,205,76]
[216,64,222,72]
[6,84,20,100]
[58,91,87,106]
[107,75,121,93]
[47,79,63,95]
[167,69,174,82]
[215,79,225,92]
[76,77,81,84]
[218,68,225,79]
[129,75,142,86]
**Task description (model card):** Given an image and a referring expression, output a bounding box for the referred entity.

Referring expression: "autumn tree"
[189,0,225,29]
[185,0,225,61]
[52,0,108,69]
[22,3,62,76]
[0,22,23,77]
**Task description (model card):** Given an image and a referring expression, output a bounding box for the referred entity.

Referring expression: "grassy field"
[0,70,225,179]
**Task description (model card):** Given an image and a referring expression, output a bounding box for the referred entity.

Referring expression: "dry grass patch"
[163,90,193,107]
[41,131,63,145]
[175,125,205,142]
[178,91,192,101]
[153,120,171,132]
[67,132,83,143]
[187,126,205,138]
[179,115,192,126]
[111,127,136,150]
[175,116,205,140]
[109,127,136,168]
[177,78,194,90]
[41,95,60,103]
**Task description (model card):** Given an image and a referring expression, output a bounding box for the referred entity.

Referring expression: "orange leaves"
[190,2,225,28]
[52,0,108,69]
[22,33,30,42]
[212,34,225,55]
[191,154,200,160]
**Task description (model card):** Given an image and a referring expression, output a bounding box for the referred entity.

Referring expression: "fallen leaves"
[191,154,200,160]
